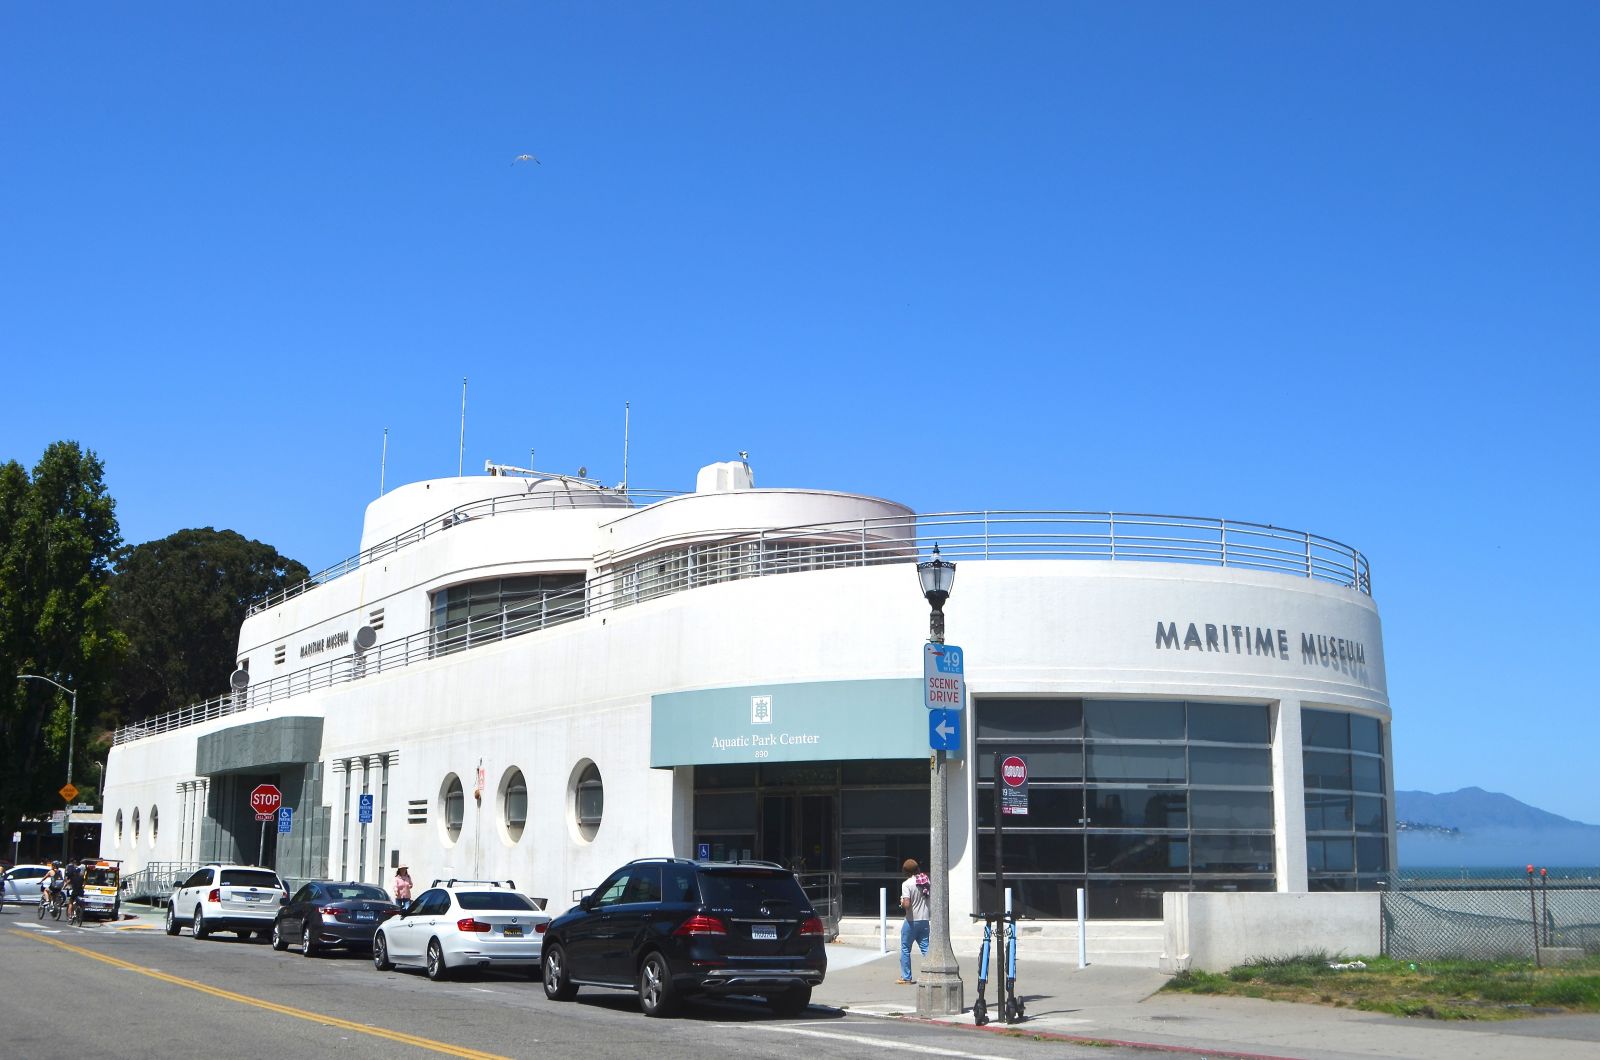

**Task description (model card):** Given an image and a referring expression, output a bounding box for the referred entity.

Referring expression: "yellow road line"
[13,929,510,1060]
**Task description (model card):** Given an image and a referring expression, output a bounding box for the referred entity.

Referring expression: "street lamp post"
[915,545,964,1015]
[17,673,77,859]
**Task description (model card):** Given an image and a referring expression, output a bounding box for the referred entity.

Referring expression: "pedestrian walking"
[393,864,413,911]
[898,857,931,984]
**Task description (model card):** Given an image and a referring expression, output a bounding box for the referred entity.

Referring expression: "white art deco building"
[102,458,1391,961]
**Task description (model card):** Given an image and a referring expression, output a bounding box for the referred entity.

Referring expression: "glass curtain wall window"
[1302,708,1389,891]
[974,698,1277,919]
[430,574,586,655]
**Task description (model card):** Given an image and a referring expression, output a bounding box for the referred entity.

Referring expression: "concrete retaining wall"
[1161,891,1379,972]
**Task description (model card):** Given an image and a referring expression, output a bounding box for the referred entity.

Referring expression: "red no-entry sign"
[250,784,282,821]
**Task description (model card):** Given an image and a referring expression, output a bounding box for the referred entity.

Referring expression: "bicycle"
[68,892,84,927]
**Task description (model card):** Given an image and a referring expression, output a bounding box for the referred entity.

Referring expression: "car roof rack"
[431,878,517,889]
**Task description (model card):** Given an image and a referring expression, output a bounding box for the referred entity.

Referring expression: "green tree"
[0,441,124,843]
[109,528,310,725]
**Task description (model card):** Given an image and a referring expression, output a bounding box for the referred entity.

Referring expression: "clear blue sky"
[4,4,1595,823]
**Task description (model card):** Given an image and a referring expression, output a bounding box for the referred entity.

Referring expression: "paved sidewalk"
[816,941,1600,1060]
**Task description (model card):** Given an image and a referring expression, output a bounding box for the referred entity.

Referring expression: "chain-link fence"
[1381,876,1600,961]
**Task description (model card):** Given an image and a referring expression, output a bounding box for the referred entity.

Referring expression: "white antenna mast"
[458,377,468,477]
[621,401,631,493]
[379,427,389,496]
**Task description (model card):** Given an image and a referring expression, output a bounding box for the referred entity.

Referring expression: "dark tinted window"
[292,885,316,903]
[696,793,757,830]
[975,699,1082,739]
[841,760,930,785]
[1188,702,1269,744]
[1192,790,1273,830]
[219,869,281,889]
[1305,794,1353,832]
[1350,714,1382,754]
[1190,746,1271,786]
[1303,751,1351,790]
[1352,755,1384,793]
[456,891,540,911]
[841,789,927,829]
[698,869,807,909]
[977,749,1084,783]
[1354,796,1386,833]
[1086,745,1185,783]
[619,867,662,904]
[977,832,1085,875]
[1191,834,1274,873]
[1085,701,1185,741]
[663,865,699,904]
[182,869,212,889]
[1302,709,1349,749]
[1085,789,1185,829]
[413,889,447,915]
[1087,834,1188,873]
[978,786,1085,830]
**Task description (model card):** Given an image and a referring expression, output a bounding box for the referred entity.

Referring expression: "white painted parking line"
[738,1024,1021,1059]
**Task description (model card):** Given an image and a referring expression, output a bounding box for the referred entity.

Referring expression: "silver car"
[2,864,52,905]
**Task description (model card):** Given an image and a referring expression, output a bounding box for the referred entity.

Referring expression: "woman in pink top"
[393,865,413,910]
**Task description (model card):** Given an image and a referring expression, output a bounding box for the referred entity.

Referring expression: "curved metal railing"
[116,510,1368,745]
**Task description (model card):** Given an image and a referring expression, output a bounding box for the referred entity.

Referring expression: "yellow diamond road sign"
[59,783,79,802]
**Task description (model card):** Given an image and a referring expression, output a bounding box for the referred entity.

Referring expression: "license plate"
[356,912,375,922]
[503,925,522,937]
[240,894,261,902]
[751,924,777,940]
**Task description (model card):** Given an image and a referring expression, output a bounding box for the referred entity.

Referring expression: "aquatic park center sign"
[650,679,926,767]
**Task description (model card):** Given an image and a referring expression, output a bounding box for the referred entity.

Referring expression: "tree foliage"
[0,442,124,838]
[109,528,310,724]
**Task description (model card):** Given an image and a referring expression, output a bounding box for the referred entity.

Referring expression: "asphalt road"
[0,908,1168,1060]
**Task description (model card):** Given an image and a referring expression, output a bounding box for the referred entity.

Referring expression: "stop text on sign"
[250,784,282,815]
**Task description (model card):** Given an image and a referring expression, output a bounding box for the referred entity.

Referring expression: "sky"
[3,4,1596,824]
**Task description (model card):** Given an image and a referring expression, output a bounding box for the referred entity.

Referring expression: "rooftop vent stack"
[695,459,755,493]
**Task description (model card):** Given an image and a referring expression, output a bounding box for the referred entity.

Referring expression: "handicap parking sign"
[697,842,711,860]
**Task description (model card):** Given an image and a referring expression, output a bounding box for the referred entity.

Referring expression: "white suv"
[165,864,288,940]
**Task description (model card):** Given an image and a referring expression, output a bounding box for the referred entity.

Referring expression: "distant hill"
[1396,787,1600,869]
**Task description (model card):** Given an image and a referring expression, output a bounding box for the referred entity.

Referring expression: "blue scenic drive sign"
[928,707,962,753]
[923,642,965,711]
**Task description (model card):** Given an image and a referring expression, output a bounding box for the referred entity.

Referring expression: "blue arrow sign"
[928,708,962,753]
[359,793,374,824]
[277,806,293,834]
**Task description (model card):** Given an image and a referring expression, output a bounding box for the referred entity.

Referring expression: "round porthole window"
[441,774,465,844]
[500,768,527,843]
[571,760,603,842]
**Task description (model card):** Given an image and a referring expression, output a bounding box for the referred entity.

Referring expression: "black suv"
[541,858,826,1017]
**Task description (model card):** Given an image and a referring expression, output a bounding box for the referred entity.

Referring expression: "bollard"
[1526,865,1541,968]
[1077,887,1087,969]
[880,886,888,953]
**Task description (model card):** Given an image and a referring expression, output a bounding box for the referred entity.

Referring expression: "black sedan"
[271,881,398,956]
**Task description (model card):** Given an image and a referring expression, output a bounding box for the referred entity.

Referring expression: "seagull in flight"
[512,153,541,166]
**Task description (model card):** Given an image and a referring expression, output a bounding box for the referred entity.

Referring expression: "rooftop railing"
[117,510,1368,745]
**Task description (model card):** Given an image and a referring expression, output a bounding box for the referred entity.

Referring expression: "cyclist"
[64,860,85,922]
[39,862,63,917]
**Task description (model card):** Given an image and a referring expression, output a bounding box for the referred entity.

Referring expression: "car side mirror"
[579,895,595,912]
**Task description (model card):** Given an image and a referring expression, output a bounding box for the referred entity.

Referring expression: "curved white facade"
[103,464,1390,931]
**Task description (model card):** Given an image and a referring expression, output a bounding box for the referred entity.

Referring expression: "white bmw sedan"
[372,880,549,981]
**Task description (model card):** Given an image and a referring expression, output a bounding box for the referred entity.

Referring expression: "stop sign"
[250,784,282,817]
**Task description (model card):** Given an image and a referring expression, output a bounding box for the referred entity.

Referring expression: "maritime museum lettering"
[299,629,350,659]
[1155,621,1365,668]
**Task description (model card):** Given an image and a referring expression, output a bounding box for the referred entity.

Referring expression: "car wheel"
[302,924,317,957]
[373,932,393,971]
[543,945,577,1001]
[767,986,811,1018]
[637,952,678,1018]
[425,939,448,982]
[271,921,289,951]
[192,906,210,939]
[165,904,180,936]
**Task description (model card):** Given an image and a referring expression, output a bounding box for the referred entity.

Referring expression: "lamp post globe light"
[915,545,964,1015]
[17,673,78,859]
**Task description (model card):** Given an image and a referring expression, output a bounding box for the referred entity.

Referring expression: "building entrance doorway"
[759,793,835,873]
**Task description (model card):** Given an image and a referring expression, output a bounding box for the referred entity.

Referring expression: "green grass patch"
[1162,954,1600,1021]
